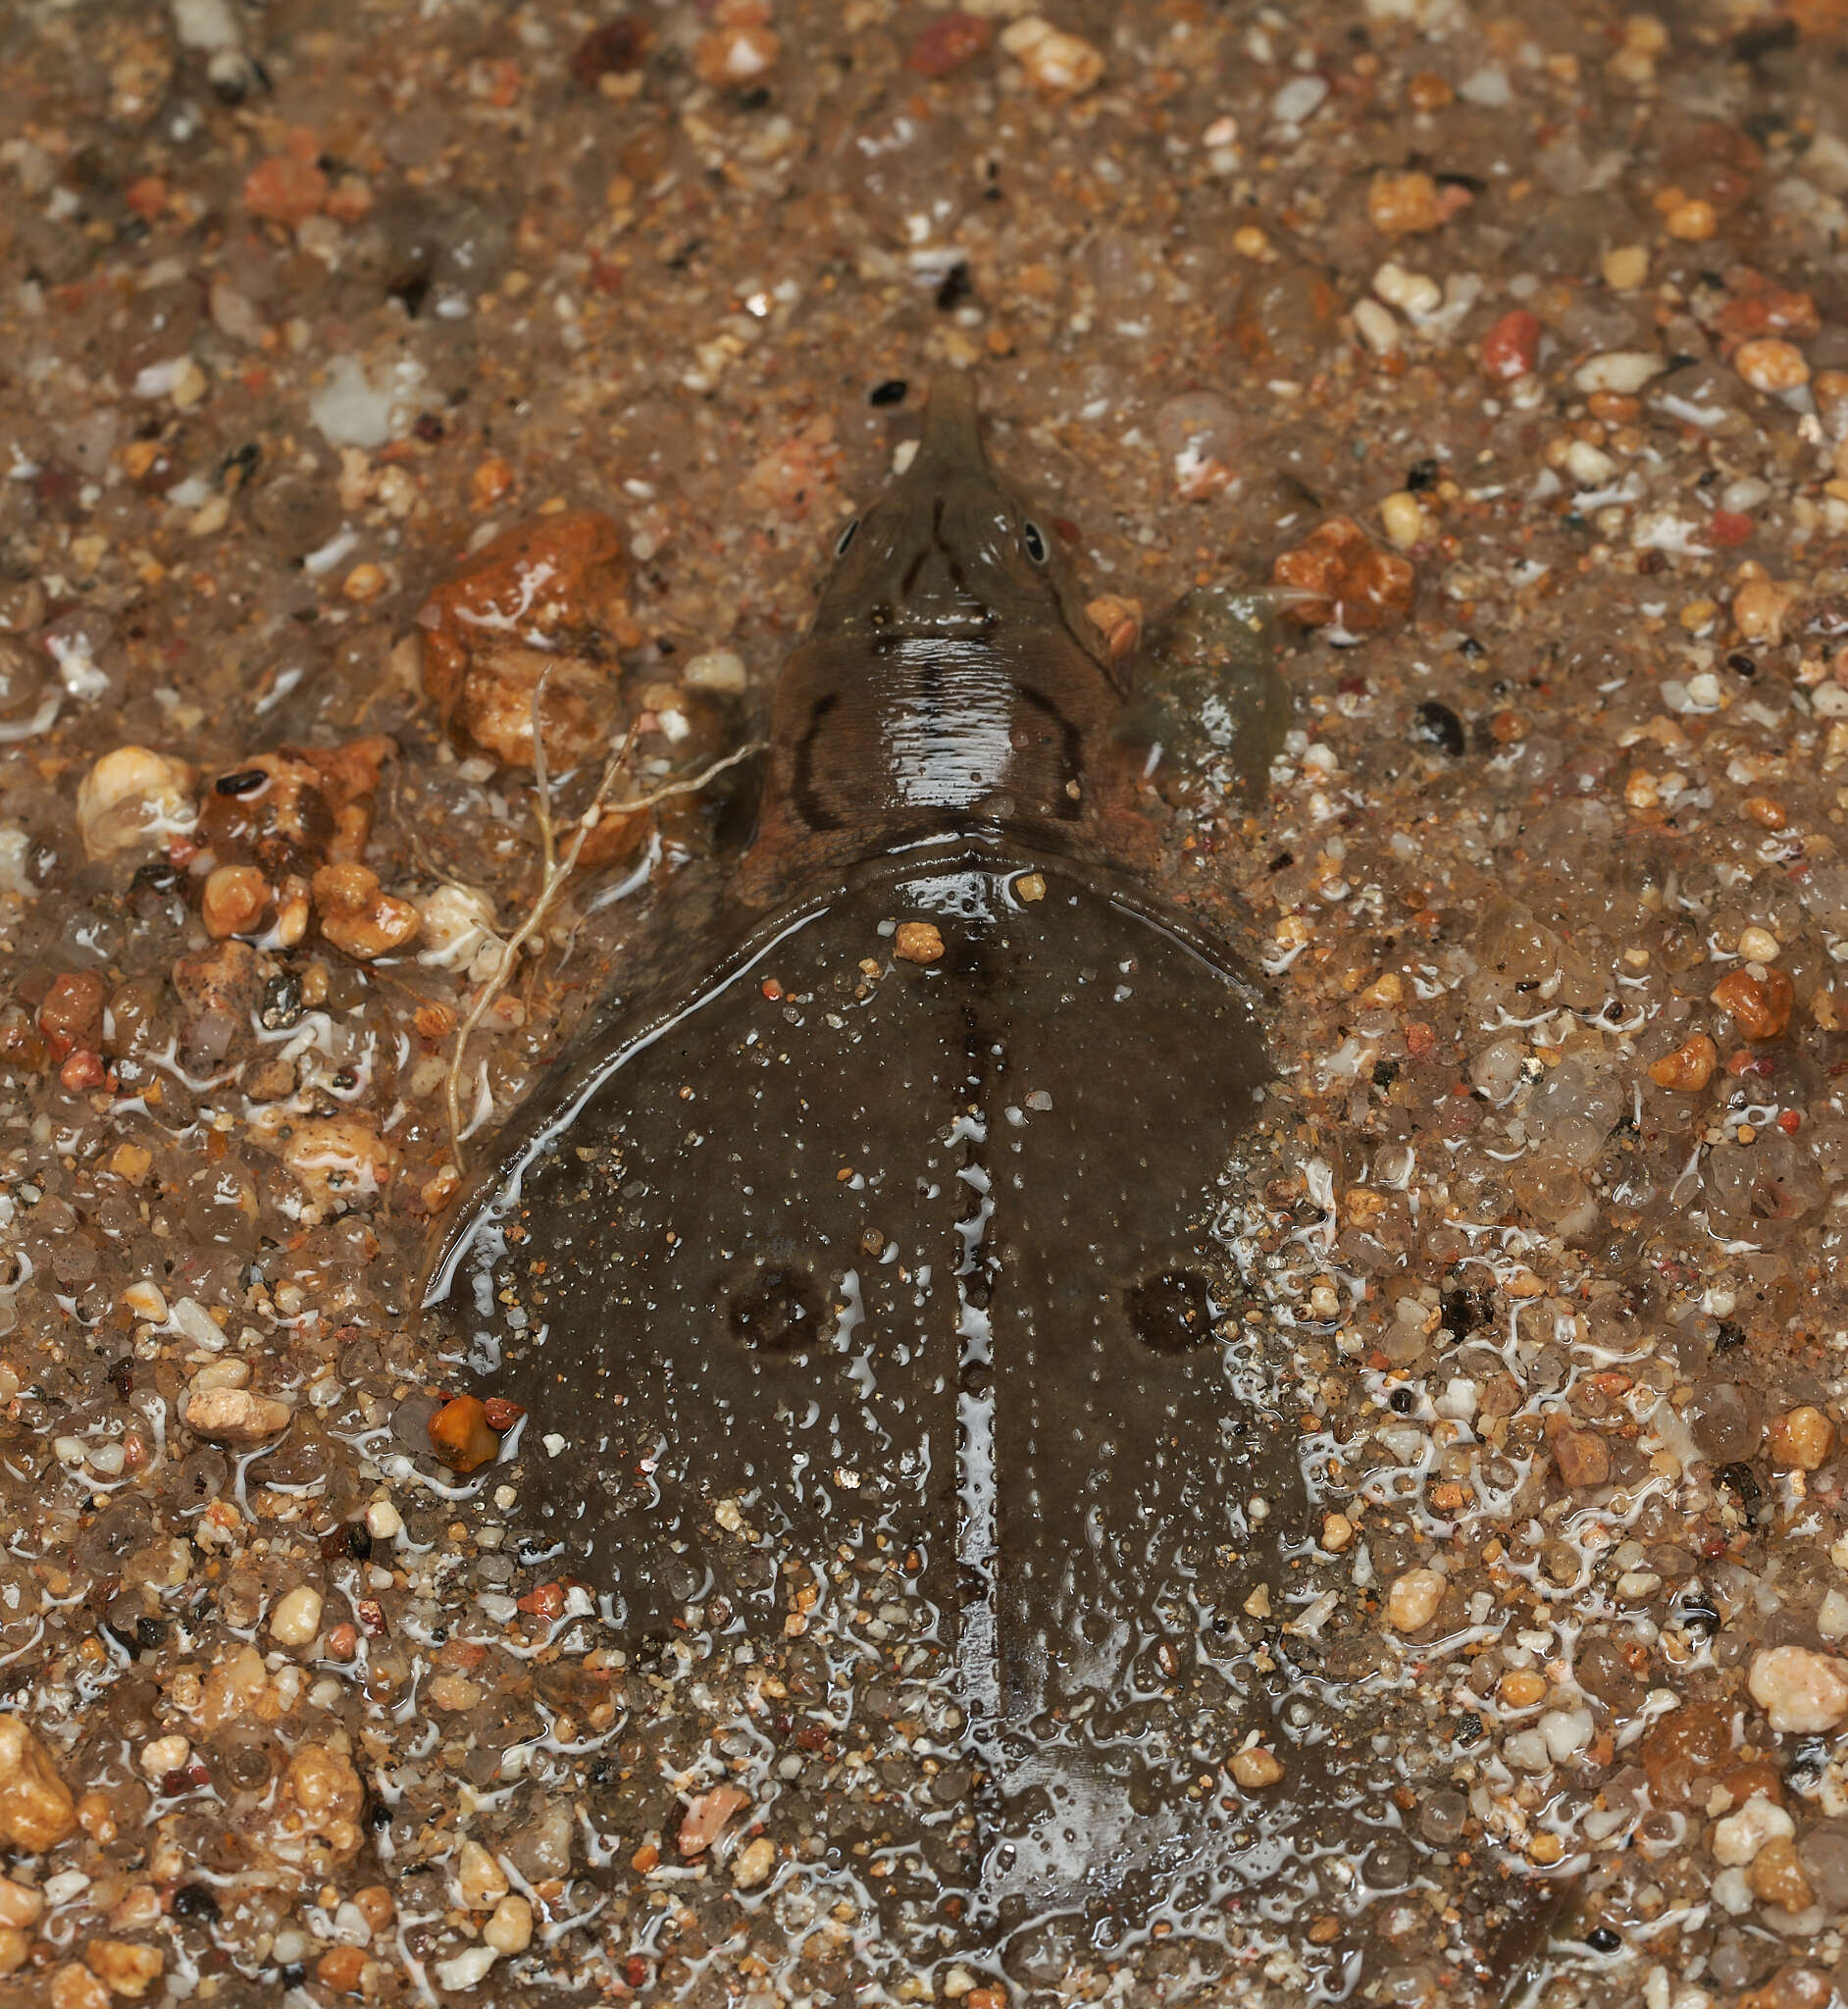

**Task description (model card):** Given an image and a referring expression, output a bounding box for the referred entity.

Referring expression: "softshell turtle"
[424,381,1546,1996]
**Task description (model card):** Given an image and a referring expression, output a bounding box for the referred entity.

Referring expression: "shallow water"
[6,1,1848,2005]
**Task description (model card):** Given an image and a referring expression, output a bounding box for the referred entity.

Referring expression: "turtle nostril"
[1126,1270,1216,1354]
[728,1266,825,1352]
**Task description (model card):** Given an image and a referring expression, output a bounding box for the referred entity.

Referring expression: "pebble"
[1768,1407,1835,1472]
[269,1586,324,1648]
[74,747,197,859]
[1367,171,1442,236]
[311,864,421,960]
[0,1715,77,1852]
[1386,1567,1445,1633]
[732,1834,778,1888]
[83,1940,163,1998]
[1749,1646,1848,1733]
[1229,1747,1285,1788]
[365,1499,403,1541]
[1479,308,1543,383]
[433,1946,497,1991]
[483,1893,533,1953]
[1712,965,1794,1041]
[1378,492,1428,551]
[678,1784,750,1857]
[1373,261,1441,318]
[459,1839,509,1908]
[184,1386,290,1442]
[1734,338,1812,394]
[137,1735,188,1781]
[1268,75,1328,126]
[999,17,1104,96]
[1715,1795,1796,1867]
[1572,350,1668,395]
[429,1396,503,1475]
[895,921,947,965]
[1274,517,1415,633]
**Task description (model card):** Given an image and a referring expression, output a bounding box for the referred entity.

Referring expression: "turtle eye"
[835,517,860,558]
[1022,521,1048,564]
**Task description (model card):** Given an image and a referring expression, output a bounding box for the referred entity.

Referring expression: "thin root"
[442,680,762,1171]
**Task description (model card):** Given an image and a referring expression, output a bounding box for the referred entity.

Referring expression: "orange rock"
[1768,1405,1835,1472]
[1273,518,1415,633]
[417,511,636,768]
[0,1716,77,1851]
[243,151,329,230]
[677,1783,749,1856]
[311,865,421,962]
[1648,1032,1718,1091]
[428,1395,501,1474]
[1712,965,1794,1040]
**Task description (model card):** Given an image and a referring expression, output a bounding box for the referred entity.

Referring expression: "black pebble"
[1585,1927,1621,1953]
[869,379,908,407]
[173,1884,221,1920]
[1411,700,1466,757]
[1406,458,1440,492]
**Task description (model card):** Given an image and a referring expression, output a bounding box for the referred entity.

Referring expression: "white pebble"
[1749,1644,1848,1732]
[269,1586,324,1648]
[434,1946,497,1991]
[1566,438,1617,487]
[123,1282,168,1323]
[171,1297,227,1350]
[139,1733,190,1780]
[683,649,747,694]
[483,1894,533,1954]
[1386,1567,1445,1632]
[365,1498,403,1541]
[1572,350,1668,395]
[1373,261,1441,318]
[1713,1794,1794,1867]
[1353,298,1401,356]
[1269,75,1329,126]
[1458,65,1514,107]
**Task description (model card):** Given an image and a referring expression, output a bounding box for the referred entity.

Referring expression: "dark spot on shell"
[215,768,270,798]
[935,263,973,312]
[729,1265,825,1351]
[869,379,908,407]
[1125,1270,1215,1354]
[1410,701,1465,758]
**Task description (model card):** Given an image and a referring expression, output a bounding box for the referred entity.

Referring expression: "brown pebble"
[894,921,946,965]
[1712,964,1794,1040]
[1273,517,1415,633]
[428,1395,502,1474]
[1768,1406,1834,1472]
[1648,1032,1718,1091]
[907,10,992,77]
[1751,1834,1815,1913]
[314,1945,366,1995]
[0,1715,77,1852]
[1552,1426,1610,1491]
[312,864,421,961]
[1367,169,1442,235]
[200,864,271,940]
[1405,71,1454,111]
